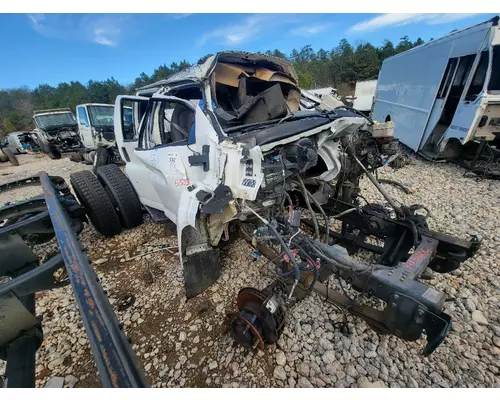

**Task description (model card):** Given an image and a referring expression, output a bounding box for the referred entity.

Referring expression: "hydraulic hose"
[296,177,320,240]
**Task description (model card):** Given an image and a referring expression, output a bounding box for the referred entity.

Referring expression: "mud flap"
[183,248,220,299]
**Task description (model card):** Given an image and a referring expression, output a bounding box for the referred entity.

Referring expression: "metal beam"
[39,171,149,388]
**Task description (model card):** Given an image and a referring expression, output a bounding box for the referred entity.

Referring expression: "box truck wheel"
[70,170,122,237]
[96,164,143,229]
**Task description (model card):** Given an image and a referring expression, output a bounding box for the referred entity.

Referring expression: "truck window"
[437,58,458,99]
[488,45,500,92]
[465,51,489,101]
[77,107,89,127]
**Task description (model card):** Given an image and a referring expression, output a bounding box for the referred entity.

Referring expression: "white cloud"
[198,14,299,47]
[349,13,481,33]
[290,23,332,37]
[93,27,119,47]
[171,14,192,19]
[26,13,128,47]
[198,14,270,47]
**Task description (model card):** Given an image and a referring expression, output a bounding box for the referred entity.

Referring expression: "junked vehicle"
[74,103,131,169]
[67,51,479,355]
[32,108,83,159]
[373,16,500,161]
[3,131,40,154]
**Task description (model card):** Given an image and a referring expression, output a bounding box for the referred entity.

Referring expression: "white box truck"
[372,16,500,160]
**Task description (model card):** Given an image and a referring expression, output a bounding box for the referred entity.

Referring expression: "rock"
[322,350,336,365]
[493,336,500,348]
[179,332,187,341]
[184,312,192,321]
[359,380,387,388]
[64,375,78,388]
[346,364,358,378]
[131,312,140,322]
[297,377,314,388]
[408,377,419,388]
[466,298,476,312]
[45,377,64,388]
[273,366,287,381]
[276,351,286,366]
[193,335,200,344]
[48,355,66,369]
[472,310,488,326]
[93,258,107,266]
[319,338,334,351]
[365,350,377,358]
[302,324,312,334]
[357,376,370,387]
[145,363,152,372]
[297,363,310,378]
[208,361,218,370]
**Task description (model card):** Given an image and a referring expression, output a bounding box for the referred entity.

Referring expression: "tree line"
[0,36,425,136]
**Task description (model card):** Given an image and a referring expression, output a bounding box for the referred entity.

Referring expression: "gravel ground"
[0,152,499,388]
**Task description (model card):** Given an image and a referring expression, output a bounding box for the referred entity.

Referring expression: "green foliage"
[0,36,424,135]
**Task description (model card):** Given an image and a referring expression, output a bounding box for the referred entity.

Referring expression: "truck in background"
[372,16,500,160]
[32,108,83,159]
[74,103,132,169]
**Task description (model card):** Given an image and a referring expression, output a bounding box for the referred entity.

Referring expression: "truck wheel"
[2,148,19,166]
[70,170,122,237]
[96,164,143,229]
[93,148,109,173]
[47,144,61,160]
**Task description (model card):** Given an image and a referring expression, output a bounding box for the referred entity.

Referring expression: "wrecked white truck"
[32,108,83,159]
[1,52,478,374]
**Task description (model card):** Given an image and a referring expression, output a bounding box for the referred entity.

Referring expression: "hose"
[295,177,320,241]
[305,190,330,244]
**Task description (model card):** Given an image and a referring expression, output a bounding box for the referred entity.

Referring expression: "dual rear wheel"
[70,165,143,237]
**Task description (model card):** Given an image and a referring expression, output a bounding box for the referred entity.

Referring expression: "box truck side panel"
[372,41,453,151]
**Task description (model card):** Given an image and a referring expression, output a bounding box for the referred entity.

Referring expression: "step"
[144,205,169,222]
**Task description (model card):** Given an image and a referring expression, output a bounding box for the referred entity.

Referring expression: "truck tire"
[2,148,19,166]
[96,164,143,229]
[47,144,61,160]
[70,170,122,237]
[93,148,109,173]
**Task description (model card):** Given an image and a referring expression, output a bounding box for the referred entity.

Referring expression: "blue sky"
[0,13,497,89]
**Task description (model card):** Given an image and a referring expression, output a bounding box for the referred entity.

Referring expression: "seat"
[170,103,195,143]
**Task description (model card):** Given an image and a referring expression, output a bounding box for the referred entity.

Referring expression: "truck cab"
[75,103,132,167]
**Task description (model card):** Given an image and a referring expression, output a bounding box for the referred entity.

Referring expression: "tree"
[395,36,414,54]
[378,39,395,62]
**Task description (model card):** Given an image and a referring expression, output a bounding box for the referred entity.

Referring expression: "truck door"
[136,96,220,222]
[115,95,221,223]
[76,105,95,148]
[444,50,489,144]
[114,95,164,211]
